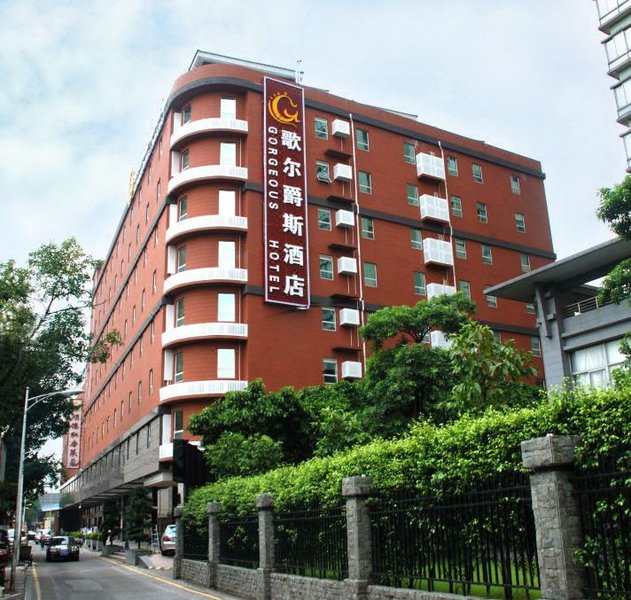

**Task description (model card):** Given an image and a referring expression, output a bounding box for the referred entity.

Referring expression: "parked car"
[8,529,27,547]
[45,536,80,562]
[160,524,176,555]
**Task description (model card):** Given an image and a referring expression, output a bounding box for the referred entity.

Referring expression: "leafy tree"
[188,380,313,478]
[124,487,152,549]
[445,321,540,416]
[0,239,120,522]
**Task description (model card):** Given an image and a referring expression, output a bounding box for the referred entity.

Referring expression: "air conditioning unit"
[416,152,446,180]
[339,308,360,326]
[335,209,355,228]
[426,283,456,299]
[423,238,454,267]
[333,163,353,182]
[337,257,358,275]
[419,194,450,223]
[341,361,362,379]
[430,330,451,349]
[332,119,351,138]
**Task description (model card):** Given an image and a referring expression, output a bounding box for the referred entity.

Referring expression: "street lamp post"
[10,386,81,589]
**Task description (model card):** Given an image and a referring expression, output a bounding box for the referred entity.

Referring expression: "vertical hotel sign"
[263,77,310,307]
[65,400,82,469]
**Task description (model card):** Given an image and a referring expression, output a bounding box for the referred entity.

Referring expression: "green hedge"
[184,384,631,523]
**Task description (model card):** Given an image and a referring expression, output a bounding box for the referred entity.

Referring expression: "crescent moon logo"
[268,92,300,127]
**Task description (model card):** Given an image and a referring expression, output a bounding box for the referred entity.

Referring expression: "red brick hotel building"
[60,51,554,529]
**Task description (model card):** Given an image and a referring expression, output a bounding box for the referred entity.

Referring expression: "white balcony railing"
[426,283,456,299]
[419,195,450,223]
[159,379,248,403]
[423,239,454,267]
[162,322,248,347]
[170,117,248,148]
[168,165,248,195]
[166,215,248,244]
[164,267,248,294]
[416,152,446,180]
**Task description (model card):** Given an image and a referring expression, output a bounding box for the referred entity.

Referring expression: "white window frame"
[455,238,467,259]
[477,202,488,223]
[178,196,188,221]
[320,255,334,280]
[472,163,483,183]
[407,183,419,206]
[317,208,332,230]
[357,129,370,151]
[218,293,236,322]
[481,244,493,264]
[322,308,336,331]
[217,348,236,379]
[316,161,330,183]
[511,174,521,195]
[315,117,328,139]
[218,190,236,216]
[218,241,236,269]
[174,352,184,383]
[403,142,415,164]
[413,272,426,295]
[220,97,237,119]
[410,228,422,250]
[220,142,237,167]
[364,262,378,287]
[323,358,338,384]
[450,195,463,217]
[447,156,459,176]
[175,298,185,327]
[361,217,375,239]
[358,171,372,194]
[515,212,526,233]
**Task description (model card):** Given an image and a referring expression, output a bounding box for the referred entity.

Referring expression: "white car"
[161,524,176,555]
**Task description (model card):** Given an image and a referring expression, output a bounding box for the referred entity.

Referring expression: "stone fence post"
[342,476,374,600]
[256,492,274,600]
[173,504,184,580]
[521,434,587,600]
[207,501,222,589]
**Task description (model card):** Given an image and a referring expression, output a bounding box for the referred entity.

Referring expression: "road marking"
[105,559,222,598]
[32,562,42,600]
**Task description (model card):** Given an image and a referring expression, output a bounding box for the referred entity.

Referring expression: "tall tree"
[0,239,120,521]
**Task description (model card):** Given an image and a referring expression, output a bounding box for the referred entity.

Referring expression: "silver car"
[161,524,176,555]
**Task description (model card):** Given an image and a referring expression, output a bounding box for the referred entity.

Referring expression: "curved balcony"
[164,267,248,294]
[166,215,248,244]
[170,117,248,149]
[162,322,248,348]
[159,379,248,403]
[167,165,248,196]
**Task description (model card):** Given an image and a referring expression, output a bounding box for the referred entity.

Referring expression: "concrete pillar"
[256,493,274,600]
[521,435,587,600]
[342,476,374,600]
[206,501,222,589]
[173,504,184,580]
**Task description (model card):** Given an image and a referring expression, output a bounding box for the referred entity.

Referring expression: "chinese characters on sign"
[65,402,82,469]
[263,77,310,307]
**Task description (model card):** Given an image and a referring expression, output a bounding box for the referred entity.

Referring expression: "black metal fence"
[274,505,348,581]
[370,476,540,599]
[219,515,259,568]
[575,452,631,599]
[183,520,208,560]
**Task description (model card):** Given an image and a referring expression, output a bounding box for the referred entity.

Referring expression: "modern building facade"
[59,51,555,531]
[487,237,631,389]
[595,0,631,170]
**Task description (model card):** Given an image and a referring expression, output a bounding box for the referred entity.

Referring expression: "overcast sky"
[0,0,624,270]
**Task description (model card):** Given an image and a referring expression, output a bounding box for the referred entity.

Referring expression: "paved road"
[25,543,225,600]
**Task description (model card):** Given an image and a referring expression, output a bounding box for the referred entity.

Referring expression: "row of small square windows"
[314,116,522,192]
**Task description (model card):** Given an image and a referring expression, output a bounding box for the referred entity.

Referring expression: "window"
[174,352,184,383]
[137,381,142,406]
[486,294,498,308]
[149,369,154,395]
[323,358,338,384]
[141,289,146,312]
[520,253,531,272]
[317,208,332,230]
[356,128,369,151]
[128,392,132,413]
[178,196,188,221]
[218,241,236,269]
[156,179,161,203]
[413,272,426,295]
[218,293,236,321]
[152,270,157,294]
[175,298,185,327]
[410,228,422,250]
[218,190,236,216]
[481,244,493,264]
[181,150,190,171]
[364,262,378,287]
[571,340,625,387]
[315,117,328,139]
[447,156,458,176]
[530,336,541,357]
[510,174,521,195]
[407,184,419,206]
[459,280,471,299]
[173,410,183,440]
[361,217,375,239]
[181,105,191,124]
[146,424,151,448]
[322,308,336,331]
[403,142,415,164]
[320,255,334,280]
[358,171,372,194]
[176,246,187,272]
[217,348,235,378]
[450,195,463,217]
[220,97,237,119]
[472,163,483,183]
[476,202,488,223]
[220,142,236,166]
[515,212,526,233]
[145,203,149,224]
[526,303,536,314]
[316,160,330,183]
[455,238,467,259]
